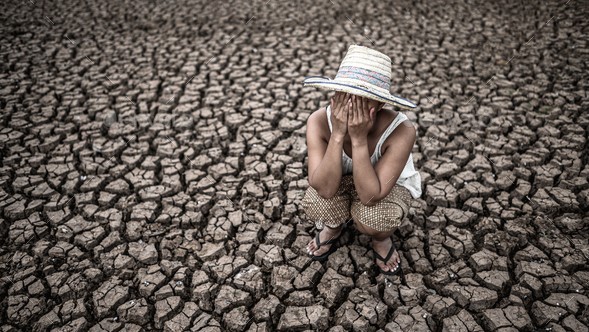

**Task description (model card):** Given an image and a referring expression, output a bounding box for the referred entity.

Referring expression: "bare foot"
[306,225,343,257]
[372,236,401,272]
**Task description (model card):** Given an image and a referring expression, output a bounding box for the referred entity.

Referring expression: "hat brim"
[303,76,417,110]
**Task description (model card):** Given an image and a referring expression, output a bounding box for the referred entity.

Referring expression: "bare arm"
[352,122,416,206]
[306,108,345,198]
[347,95,416,206]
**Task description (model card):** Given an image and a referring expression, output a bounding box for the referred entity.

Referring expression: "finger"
[362,97,368,119]
[345,97,349,119]
[352,95,357,122]
[343,102,349,125]
[362,97,370,119]
[360,96,366,121]
[350,95,355,123]
[347,98,353,123]
[337,92,345,117]
[353,95,359,122]
[346,93,352,110]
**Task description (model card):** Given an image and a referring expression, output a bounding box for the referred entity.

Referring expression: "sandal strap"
[314,230,340,248]
[374,236,397,263]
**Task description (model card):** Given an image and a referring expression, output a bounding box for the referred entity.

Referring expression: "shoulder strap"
[375,112,407,153]
[326,105,333,132]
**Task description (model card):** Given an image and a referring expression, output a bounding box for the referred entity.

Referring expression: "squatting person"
[301,44,422,276]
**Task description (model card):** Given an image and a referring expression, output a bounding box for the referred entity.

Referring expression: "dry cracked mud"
[1,0,588,331]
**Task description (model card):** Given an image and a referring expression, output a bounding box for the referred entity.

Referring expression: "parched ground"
[1,0,588,331]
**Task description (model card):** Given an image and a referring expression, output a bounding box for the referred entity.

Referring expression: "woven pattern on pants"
[350,182,412,232]
[302,175,412,232]
[301,175,353,229]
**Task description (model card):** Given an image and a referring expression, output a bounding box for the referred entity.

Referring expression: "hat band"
[303,80,406,104]
[335,66,390,90]
[302,77,417,108]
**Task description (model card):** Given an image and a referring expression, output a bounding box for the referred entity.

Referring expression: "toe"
[391,252,400,269]
[394,258,401,270]
[320,244,331,255]
[377,260,388,272]
[387,255,398,271]
[387,261,396,271]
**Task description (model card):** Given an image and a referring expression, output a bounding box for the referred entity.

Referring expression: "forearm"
[351,139,380,205]
[309,134,345,198]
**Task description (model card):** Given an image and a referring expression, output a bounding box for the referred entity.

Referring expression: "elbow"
[316,187,338,199]
[319,191,337,200]
[309,181,337,199]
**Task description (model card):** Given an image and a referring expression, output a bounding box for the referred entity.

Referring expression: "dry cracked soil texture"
[1,0,588,331]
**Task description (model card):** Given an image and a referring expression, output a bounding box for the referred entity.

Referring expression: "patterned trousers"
[301,174,413,232]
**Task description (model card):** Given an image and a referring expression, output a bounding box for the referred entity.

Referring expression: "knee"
[316,189,336,200]
[301,186,350,223]
[353,219,393,237]
[350,199,404,235]
[308,182,341,199]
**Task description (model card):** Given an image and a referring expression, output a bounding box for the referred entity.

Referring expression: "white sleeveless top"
[326,105,422,199]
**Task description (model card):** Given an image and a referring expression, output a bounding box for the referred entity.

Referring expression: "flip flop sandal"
[373,236,402,276]
[309,223,346,262]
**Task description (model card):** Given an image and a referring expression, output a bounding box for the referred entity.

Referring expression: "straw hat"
[303,44,417,110]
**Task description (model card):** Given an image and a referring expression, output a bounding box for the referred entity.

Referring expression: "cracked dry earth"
[0,0,588,331]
